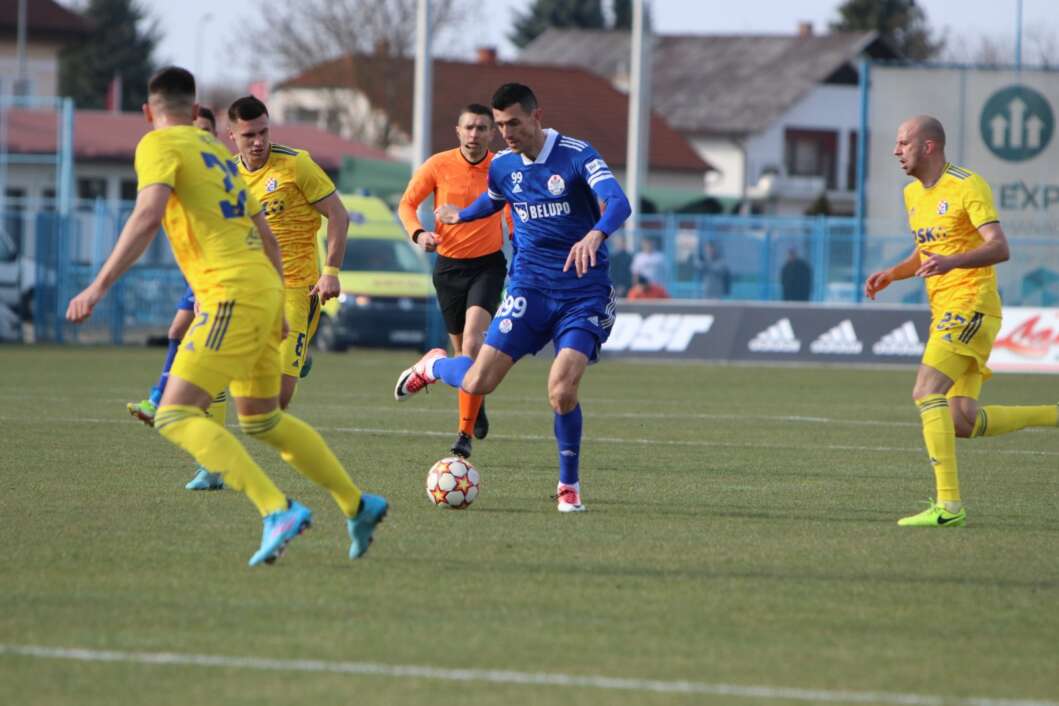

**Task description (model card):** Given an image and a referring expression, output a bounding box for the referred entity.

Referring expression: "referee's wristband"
[322,266,340,276]
[412,229,424,244]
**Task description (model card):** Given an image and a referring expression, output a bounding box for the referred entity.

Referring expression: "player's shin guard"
[240,410,362,517]
[435,355,473,388]
[916,395,959,504]
[206,390,228,428]
[459,390,484,437]
[555,404,583,486]
[971,404,1059,437]
[155,405,287,516]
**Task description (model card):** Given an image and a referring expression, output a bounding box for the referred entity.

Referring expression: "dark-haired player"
[395,83,631,512]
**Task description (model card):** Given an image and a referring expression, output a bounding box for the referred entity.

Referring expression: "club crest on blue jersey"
[547,174,565,196]
[499,319,513,333]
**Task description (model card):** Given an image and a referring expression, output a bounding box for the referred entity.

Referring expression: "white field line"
[0,644,1055,706]
[0,415,1056,458]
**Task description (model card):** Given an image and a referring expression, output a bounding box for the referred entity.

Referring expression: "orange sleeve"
[398,158,437,238]
[504,204,514,239]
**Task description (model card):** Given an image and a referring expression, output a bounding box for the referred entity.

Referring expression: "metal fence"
[2,199,1057,345]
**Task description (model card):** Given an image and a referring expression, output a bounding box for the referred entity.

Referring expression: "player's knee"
[953,418,974,438]
[239,410,283,438]
[548,384,578,414]
[462,367,496,396]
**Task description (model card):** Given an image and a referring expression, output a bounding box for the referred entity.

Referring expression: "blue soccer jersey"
[459,129,631,296]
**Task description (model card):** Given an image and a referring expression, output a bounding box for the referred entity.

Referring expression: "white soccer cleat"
[555,483,586,513]
[394,348,446,401]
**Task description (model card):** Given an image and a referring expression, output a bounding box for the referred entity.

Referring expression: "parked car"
[314,194,446,351]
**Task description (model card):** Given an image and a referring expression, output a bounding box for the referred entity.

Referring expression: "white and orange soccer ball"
[426,457,480,509]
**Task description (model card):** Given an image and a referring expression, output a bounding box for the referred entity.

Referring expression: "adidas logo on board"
[748,318,801,353]
[810,319,863,354]
[872,321,925,356]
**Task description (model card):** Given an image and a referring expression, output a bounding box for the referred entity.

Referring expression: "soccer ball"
[426,457,480,509]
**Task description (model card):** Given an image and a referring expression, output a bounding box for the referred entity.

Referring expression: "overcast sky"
[130,0,1057,89]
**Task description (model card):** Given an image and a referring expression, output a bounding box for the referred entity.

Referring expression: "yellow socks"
[155,405,287,516]
[206,390,228,428]
[240,410,362,517]
[916,395,960,506]
[972,404,1059,437]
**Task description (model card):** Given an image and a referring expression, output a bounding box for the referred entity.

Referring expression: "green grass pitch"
[0,346,1056,705]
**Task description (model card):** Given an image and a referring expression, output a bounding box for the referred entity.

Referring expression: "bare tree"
[945,27,1059,68]
[246,0,465,149]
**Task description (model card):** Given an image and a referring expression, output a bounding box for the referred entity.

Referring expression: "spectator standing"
[608,233,634,296]
[781,248,812,301]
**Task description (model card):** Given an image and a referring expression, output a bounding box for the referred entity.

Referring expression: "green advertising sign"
[980,85,1054,162]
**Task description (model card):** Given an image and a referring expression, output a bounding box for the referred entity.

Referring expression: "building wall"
[745,83,860,202]
[0,40,62,97]
[689,136,744,199]
[270,87,410,157]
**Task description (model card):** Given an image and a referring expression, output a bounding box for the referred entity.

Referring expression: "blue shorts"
[484,285,615,363]
[176,285,195,312]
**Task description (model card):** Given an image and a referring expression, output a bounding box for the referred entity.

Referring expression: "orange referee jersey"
[399,148,508,260]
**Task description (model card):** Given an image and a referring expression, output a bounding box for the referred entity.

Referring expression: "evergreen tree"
[830,0,944,60]
[509,0,606,49]
[59,0,160,110]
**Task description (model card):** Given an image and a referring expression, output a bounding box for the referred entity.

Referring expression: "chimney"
[476,46,497,65]
[797,21,813,38]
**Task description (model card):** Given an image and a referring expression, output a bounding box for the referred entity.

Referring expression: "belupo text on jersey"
[457,129,632,293]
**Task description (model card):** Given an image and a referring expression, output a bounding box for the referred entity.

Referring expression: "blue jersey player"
[394,83,631,512]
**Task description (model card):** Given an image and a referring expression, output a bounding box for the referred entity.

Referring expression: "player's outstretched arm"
[440,189,505,225]
[865,249,920,300]
[916,222,1009,278]
[66,184,169,323]
[310,192,349,302]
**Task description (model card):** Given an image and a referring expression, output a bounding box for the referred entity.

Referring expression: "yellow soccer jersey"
[134,126,276,298]
[903,163,1002,317]
[238,144,336,287]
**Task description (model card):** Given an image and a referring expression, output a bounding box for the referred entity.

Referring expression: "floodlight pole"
[412,0,433,229]
[625,0,652,246]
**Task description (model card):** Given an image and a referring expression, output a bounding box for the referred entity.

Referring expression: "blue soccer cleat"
[248,499,312,566]
[347,494,389,559]
[185,466,224,491]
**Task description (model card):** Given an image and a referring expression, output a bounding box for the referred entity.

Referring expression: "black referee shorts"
[432,251,508,335]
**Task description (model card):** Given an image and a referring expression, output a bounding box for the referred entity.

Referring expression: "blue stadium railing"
[4,200,1058,345]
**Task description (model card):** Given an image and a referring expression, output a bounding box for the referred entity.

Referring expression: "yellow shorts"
[170,287,284,399]
[280,287,321,377]
[921,310,1001,400]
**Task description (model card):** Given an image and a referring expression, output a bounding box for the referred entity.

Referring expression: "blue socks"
[555,405,582,486]
[433,355,473,388]
[150,338,181,405]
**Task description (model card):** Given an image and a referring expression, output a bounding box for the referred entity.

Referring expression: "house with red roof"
[3,108,396,209]
[269,49,712,208]
[0,0,90,98]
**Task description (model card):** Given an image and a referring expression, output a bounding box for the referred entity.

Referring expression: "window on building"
[784,128,837,189]
[847,130,865,192]
[120,179,138,203]
[77,177,108,207]
[286,106,320,124]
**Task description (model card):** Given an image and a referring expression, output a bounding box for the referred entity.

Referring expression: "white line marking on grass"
[1,644,1054,706]
[2,416,1056,458]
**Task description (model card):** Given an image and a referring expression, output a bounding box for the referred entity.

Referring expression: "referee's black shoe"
[474,402,489,440]
[451,432,472,459]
